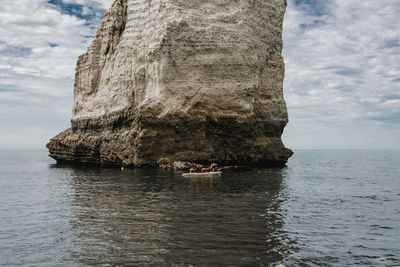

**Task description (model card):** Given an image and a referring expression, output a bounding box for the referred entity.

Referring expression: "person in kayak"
[190,163,216,173]
[201,164,215,173]
[190,164,200,173]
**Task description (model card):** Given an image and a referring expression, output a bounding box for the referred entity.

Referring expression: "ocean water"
[0,150,399,266]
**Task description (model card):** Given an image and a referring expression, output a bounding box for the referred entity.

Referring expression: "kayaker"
[201,163,215,173]
[190,164,200,173]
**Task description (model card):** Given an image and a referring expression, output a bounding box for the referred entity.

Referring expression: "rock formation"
[47,0,293,168]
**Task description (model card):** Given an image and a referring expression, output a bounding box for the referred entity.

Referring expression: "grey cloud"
[0,45,32,57]
[384,39,400,48]
[283,0,400,148]
[321,65,364,77]
[334,68,363,77]
[381,94,400,101]
[365,112,400,124]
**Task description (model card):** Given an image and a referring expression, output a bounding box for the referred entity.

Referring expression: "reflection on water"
[2,150,399,266]
[59,166,294,266]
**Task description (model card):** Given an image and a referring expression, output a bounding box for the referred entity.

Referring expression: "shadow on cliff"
[49,164,298,265]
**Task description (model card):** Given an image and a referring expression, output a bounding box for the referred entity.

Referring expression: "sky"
[0,0,399,150]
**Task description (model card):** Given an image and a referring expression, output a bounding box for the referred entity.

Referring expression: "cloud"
[61,0,114,10]
[0,0,109,149]
[282,0,400,149]
[0,0,399,149]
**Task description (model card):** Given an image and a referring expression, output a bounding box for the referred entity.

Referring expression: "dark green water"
[0,150,399,266]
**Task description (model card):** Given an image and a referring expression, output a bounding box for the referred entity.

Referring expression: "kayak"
[182,171,222,177]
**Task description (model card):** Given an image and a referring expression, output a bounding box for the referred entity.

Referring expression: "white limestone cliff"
[47,0,293,167]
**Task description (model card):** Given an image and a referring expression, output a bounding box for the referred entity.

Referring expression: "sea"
[0,150,399,266]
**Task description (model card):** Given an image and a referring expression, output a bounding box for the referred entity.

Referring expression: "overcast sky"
[0,0,399,150]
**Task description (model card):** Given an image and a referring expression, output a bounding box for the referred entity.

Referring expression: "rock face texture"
[47,0,293,167]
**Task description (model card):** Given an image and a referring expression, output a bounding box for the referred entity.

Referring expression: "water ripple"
[0,150,399,266]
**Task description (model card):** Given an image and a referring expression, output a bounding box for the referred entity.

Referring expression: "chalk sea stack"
[47,0,293,167]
